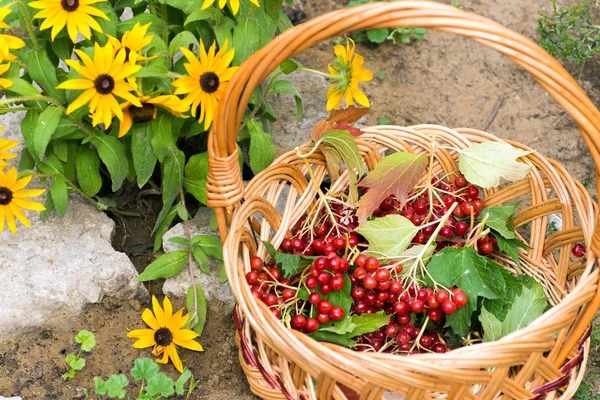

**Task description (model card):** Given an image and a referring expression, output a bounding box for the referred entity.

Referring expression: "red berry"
[330,306,344,321]
[432,343,447,353]
[397,314,411,325]
[269,268,281,281]
[250,256,264,270]
[314,257,329,271]
[282,288,296,300]
[348,236,359,247]
[426,296,439,309]
[365,257,379,272]
[376,291,390,303]
[397,332,410,344]
[320,284,331,295]
[452,207,465,219]
[291,314,307,330]
[455,175,467,188]
[411,300,425,313]
[385,324,400,337]
[329,257,341,271]
[331,276,344,291]
[390,280,403,293]
[306,277,317,289]
[246,271,258,285]
[375,268,390,282]
[355,254,367,268]
[264,294,278,306]
[454,221,468,236]
[572,244,585,258]
[466,186,480,200]
[318,300,332,314]
[472,198,484,211]
[413,215,424,226]
[460,202,474,216]
[339,259,349,272]
[413,232,427,244]
[270,308,281,319]
[292,238,303,250]
[282,239,292,252]
[324,244,335,254]
[415,200,428,215]
[312,239,324,254]
[442,301,457,315]
[402,208,415,221]
[317,272,330,285]
[309,292,321,304]
[479,241,494,255]
[443,195,455,207]
[305,318,318,333]
[454,292,468,307]
[352,287,365,300]
[419,335,432,349]
[317,313,330,324]
[422,225,435,236]
[333,237,346,250]
[363,276,377,290]
[393,302,408,315]
[353,267,367,280]
[428,308,443,321]
[440,226,453,238]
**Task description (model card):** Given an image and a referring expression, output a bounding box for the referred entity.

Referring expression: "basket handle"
[207,0,600,364]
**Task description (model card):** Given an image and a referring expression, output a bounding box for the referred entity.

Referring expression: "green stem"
[147,0,157,15]
[138,379,145,397]
[11,1,40,52]
[216,8,222,26]
[180,189,199,320]
[0,95,62,107]
[298,67,340,80]
[0,107,31,113]
[248,4,257,18]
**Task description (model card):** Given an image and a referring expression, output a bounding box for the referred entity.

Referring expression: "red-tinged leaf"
[337,122,363,137]
[329,106,369,124]
[311,120,336,142]
[311,106,368,141]
[322,145,343,181]
[357,152,428,225]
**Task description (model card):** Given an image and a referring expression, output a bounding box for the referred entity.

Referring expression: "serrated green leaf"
[320,130,363,204]
[495,234,522,267]
[319,311,389,339]
[137,250,189,281]
[262,241,317,278]
[247,119,275,174]
[478,204,518,240]
[146,373,175,397]
[457,142,532,189]
[76,147,102,197]
[105,374,128,399]
[366,28,389,43]
[309,331,356,347]
[357,151,427,224]
[175,369,192,395]
[33,107,63,159]
[357,214,419,259]
[269,79,303,120]
[186,284,207,335]
[130,358,159,381]
[479,305,503,342]
[191,235,223,259]
[501,282,547,337]
[75,330,96,351]
[280,59,303,74]
[94,377,107,395]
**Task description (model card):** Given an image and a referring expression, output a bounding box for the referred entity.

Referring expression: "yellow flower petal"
[171,328,198,341]
[133,336,156,349]
[174,338,203,352]
[126,328,155,339]
[152,296,166,327]
[141,308,160,330]
[167,344,183,373]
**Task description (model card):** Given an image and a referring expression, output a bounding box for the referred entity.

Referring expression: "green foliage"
[90,358,198,399]
[62,330,96,380]
[538,0,600,64]
[346,0,426,45]
[357,214,419,259]
[263,241,317,278]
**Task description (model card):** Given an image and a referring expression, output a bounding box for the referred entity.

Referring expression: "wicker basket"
[206,2,600,399]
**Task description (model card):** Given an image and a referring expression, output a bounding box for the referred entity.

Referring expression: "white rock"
[0,397,23,400]
[0,194,147,339]
[0,111,26,160]
[162,208,235,308]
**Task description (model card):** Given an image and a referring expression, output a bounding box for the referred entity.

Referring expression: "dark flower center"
[129,103,155,123]
[0,187,13,206]
[124,47,131,60]
[94,74,115,95]
[200,72,219,94]
[154,328,173,347]
[61,0,79,12]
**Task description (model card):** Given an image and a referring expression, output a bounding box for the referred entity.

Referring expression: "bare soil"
[2,0,599,399]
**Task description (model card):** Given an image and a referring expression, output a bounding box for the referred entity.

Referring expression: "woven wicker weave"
[206,2,600,399]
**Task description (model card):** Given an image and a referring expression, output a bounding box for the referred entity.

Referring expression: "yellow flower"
[0,62,12,89]
[29,0,109,42]
[0,8,11,29]
[0,33,25,62]
[172,40,238,128]
[326,37,373,111]
[107,22,155,64]
[0,131,19,169]
[118,94,189,138]
[201,0,259,15]
[0,167,46,234]
[57,42,141,128]
[127,296,203,373]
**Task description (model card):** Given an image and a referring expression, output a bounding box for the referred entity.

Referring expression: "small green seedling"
[88,358,198,399]
[63,330,96,380]
[377,117,391,125]
[376,71,386,81]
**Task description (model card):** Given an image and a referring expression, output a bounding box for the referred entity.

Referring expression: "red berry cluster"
[357,325,447,353]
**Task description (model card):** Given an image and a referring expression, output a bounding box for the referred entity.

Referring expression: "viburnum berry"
[440,226,453,238]
[411,300,425,313]
[417,289,429,302]
[390,280,402,293]
[353,267,367,280]
[312,239,324,254]
[454,221,468,236]
[320,283,332,294]
[352,286,365,300]
[572,244,585,258]
[442,300,457,315]
[269,268,281,281]
[472,198,484,211]
[413,232,427,244]
[365,257,379,272]
[331,275,344,291]
[246,271,258,285]
[393,301,408,315]
[314,257,329,271]
[329,257,342,271]
[460,202,474,216]
[479,241,494,255]
[271,308,282,319]
[443,195,455,207]
[317,272,330,285]
[432,343,447,353]
[263,294,278,306]
[375,268,390,282]
[397,332,410,344]
[419,335,432,349]
[318,300,332,314]
[353,302,367,315]
[428,308,443,321]
[355,254,367,268]
[402,208,415,221]
[333,237,346,250]
[250,256,264,270]
[282,288,296,300]
[385,324,400,337]
[348,236,359,247]
[414,199,428,215]
[413,215,424,226]
[308,292,321,304]
[466,186,480,200]
[435,290,449,303]
[339,258,350,272]
[454,291,468,307]
[292,238,303,250]
[317,312,330,324]
[306,277,318,289]
[330,306,344,321]
[305,318,318,333]
[397,314,411,325]
[454,175,467,188]
[291,314,307,330]
[426,296,439,309]
[363,275,377,290]
[282,239,292,252]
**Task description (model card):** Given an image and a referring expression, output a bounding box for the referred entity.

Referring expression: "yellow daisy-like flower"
[127,296,203,373]
[0,167,46,234]
[118,94,189,138]
[0,8,12,29]
[0,130,19,169]
[326,37,373,111]
[0,62,12,89]
[0,33,25,62]
[172,40,238,128]
[29,0,109,42]
[57,42,142,128]
[201,0,259,16]
[107,22,154,64]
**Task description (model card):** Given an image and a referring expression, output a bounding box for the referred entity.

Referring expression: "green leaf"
[376,71,386,80]
[117,15,166,37]
[91,135,129,191]
[6,78,44,111]
[185,153,209,180]
[280,59,303,74]
[184,7,217,25]
[320,311,389,339]
[27,50,66,103]
[19,148,35,171]
[75,330,96,352]
[366,28,389,43]
[168,236,191,247]
[309,331,356,347]
[219,261,228,283]
[324,274,353,318]
[186,284,207,335]
[478,204,518,240]
[262,241,317,278]
[175,369,192,395]
[52,140,69,162]
[233,17,259,65]
[247,119,276,174]
[377,116,390,125]
[153,205,178,252]
[191,235,223,259]
[495,234,523,267]
[50,176,68,217]
[132,64,169,78]
[269,79,303,119]
[94,377,107,395]
[479,305,503,342]
[357,151,427,224]
[33,107,63,159]
[457,142,532,189]
[192,247,208,273]
[146,373,175,397]
[427,247,506,337]
[319,318,357,335]
[130,123,157,188]
[130,358,159,381]
[76,147,102,197]
[169,31,200,57]
[105,374,128,399]
[357,214,419,259]
[70,357,86,371]
[213,17,235,48]
[162,146,185,208]
[183,177,207,205]
[137,250,189,281]
[320,130,363,204]
[501,282,547,337]
[176,204,189,221]
[396,243,436,275]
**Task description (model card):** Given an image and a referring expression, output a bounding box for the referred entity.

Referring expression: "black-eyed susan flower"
[0,62,12,89]
[29,0,109,42]
[0,33,24,62]
[0,167,46,234]
[201,0,259,15]
[0,132,19,169]
[326,37,373,111]
[172,40,238,128]
[107,22,154,64]
[118,94,188,138]
[57,42,142,128]
[127,296,203,373]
